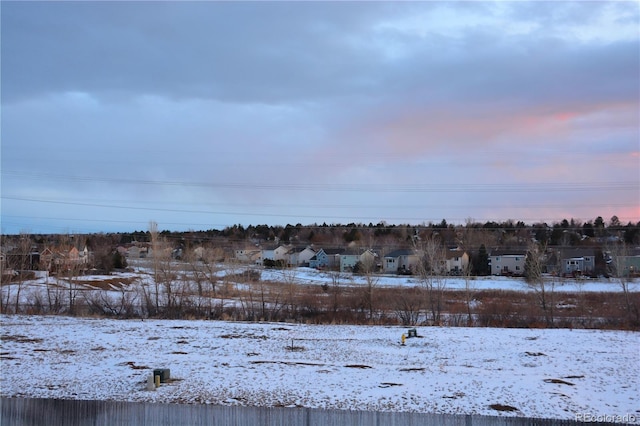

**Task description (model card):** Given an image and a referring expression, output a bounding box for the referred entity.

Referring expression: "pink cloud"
[336,100,637,159]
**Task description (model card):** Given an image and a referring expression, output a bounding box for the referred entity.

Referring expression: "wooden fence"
[1,397,633,426]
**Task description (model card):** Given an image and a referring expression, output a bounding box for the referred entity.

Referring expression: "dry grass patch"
[1,335,44,344]
[118,361,150,370]
[544,378,575,386]
[76,277,138,290]
[489,403,519,412]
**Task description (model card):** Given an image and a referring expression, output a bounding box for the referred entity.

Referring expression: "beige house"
[40,245,88,272]
[445,250,470,274]
[235,247,262,264]
[383,249,420,274]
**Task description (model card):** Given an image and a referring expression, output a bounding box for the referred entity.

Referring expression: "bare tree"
[415,236,447,325]
[325,270,343,321]
[149,221,177,316]
[462,260,475,325]
[184,247,207,316]
[149,221,161,315]
[363,272,378,323]
[525,241,555,326]
[45,273,64,314]
[607,242,639,326]
[394,287,423,326]
[53,234,85,316]
[84,281,138,317]
[13,233,33,313]
[65,261,83,315]
[281,265,298,320]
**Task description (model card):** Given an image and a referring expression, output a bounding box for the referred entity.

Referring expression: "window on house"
[516,266,520,270]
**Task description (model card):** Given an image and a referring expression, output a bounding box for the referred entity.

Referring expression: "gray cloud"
[1,1,638,233]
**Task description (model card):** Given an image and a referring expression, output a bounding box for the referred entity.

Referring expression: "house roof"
[384,249,418,258]
[322,248,346,255]
[290,247,316,254]
[445,250,467,259]
[342,248,376,256]
[560,248,596,258]
[489,249,527,256]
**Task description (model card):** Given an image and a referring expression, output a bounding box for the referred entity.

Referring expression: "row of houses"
[235,244,640,277]
[490,248,640,277]
[235,245,470,274]
[4,242,638,278]
[1,245,91,277]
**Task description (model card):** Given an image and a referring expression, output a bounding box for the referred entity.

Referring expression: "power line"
[1,194,636,210]
[3,170,637,193]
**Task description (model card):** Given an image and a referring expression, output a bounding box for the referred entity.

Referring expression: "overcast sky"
[1,1,639,234]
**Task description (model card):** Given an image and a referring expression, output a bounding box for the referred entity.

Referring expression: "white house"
[260,245,292,263]
[289,246,316,266]
[489,249,527,276]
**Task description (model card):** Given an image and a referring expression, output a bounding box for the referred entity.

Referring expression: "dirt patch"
[490,403,519,412]
[379,382,402,388]
[443,392,466,399]
[118,361,150,370]
[544,378,575,386]
[399,367,425,372]
[171,351,189,355]
[525,351,546,357]
[250,360,324,367]
[220,334,267,340]
[563,375,585,379]
[285,345,305,352]
[147,336,161,341]
[345,364,372,369]
[1,335,44,344]
[76,276,137,290]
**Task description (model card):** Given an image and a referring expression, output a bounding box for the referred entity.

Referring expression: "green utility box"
[407,329,418,338]
[153,368,170,383]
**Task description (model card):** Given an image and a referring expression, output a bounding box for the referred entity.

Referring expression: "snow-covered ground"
[4,264,637,304]
[260,267,639,293]
[1,314,638,423]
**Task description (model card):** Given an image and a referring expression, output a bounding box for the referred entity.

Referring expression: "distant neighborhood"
[2,216,639,282]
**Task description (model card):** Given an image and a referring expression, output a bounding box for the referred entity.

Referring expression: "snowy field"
[4,264,638,305]
[1,314,638,423]
[259,267,639,293]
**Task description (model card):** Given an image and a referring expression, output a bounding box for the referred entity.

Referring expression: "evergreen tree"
[474,244,490,276]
